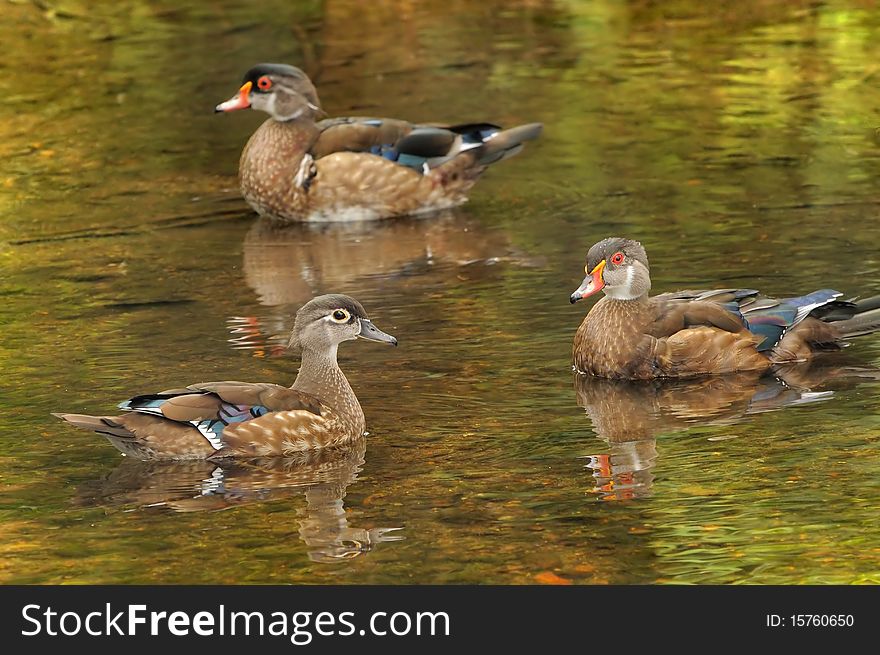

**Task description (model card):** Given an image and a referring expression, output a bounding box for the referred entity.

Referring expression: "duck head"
[215,63,322,122]
[570,237,651,303]
[289,294,398,354]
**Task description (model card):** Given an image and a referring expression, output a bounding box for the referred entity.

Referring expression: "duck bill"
[358,319,398,346]
[214,81,252,113]
[570,259,606,303]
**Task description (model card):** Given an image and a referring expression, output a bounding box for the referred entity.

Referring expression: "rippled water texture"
[2,0,879,584]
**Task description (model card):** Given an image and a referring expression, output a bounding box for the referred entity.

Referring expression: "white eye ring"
[330,309,350,323]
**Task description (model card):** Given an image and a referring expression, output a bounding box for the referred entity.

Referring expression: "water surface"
[2,0,880,584]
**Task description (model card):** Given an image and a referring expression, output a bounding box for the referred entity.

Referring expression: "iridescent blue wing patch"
[119,393,270,451]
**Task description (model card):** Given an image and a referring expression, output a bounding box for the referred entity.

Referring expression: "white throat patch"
[604,264,639,300]
[265,92,306,122]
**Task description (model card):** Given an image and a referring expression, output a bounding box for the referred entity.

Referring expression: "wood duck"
[54,295,397,459]
[570,237,880,379]
[214,63,542,222]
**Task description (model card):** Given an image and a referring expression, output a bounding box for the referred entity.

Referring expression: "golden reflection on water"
[74,439,404,564]
[2,0,880,584]
[575,363,880,502]
[230,215,543,355]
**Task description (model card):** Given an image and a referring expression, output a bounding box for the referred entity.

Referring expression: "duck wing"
[648,292,752,338]
[54,382,329,460]
[310,118,541,173]
[652,288,862,352]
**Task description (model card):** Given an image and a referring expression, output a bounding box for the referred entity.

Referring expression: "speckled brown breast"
[238,120,483,223]
[221,407,361,456]
[304,152,479,221]
[573,296,772,379]
[239,119,319,221]
[573,297,659,379]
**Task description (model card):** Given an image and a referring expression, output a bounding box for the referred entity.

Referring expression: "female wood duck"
[214,63,542,222]
[54,295,397,459]
[570,237,880,379]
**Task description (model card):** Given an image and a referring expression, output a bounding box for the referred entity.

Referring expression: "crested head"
[215,62,322,122]
[295,294,370,327]
[290,294,397,354]
[571,237,652,303]
[585,237,649,274]
[241,63,311,84]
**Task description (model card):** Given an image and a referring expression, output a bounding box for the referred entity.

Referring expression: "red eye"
[257,76,272,91]
[610,252,625,265]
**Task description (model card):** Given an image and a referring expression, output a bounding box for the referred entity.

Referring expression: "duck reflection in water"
[75,438,402,563]
[575,362,880,502]
[229,212,542,356]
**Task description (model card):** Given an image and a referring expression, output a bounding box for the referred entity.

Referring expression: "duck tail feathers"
[476,122,543,166]
[836,306,880,339]
[51,413,134,440]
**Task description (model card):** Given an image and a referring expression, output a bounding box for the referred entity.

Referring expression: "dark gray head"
[289,294,397,353]
[570,237,651,303]
[215,63,322,122]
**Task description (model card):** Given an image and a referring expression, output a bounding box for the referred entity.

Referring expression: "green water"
[2,0,879,584]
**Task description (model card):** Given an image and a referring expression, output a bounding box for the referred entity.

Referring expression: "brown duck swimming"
[215,63,542,223]
[570,237,880,379]
[54,295,397,459]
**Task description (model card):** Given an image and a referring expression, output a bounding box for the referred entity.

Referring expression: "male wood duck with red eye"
[570,237,880,379]
[53,295,397,459]
[215,63,542,223]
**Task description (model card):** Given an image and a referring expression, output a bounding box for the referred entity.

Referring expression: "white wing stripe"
[192,420,224,450]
